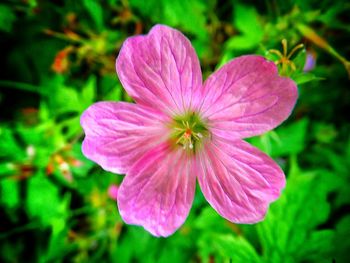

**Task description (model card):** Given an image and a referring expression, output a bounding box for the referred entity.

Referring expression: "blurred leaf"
[103,84,122,101]
[0,80,50,96]
[333,215,350,263]
[226,4,263,51]
[129,0,162,21]
[0,163,16,176]
[0,4,16,33]
[316,3,350,31]
[233,4,262,36]
[308,137,350,208]
[130,0,208,39]
[0,178,19,208]
[313,122,337,144]
[81,75,97,110]
[26,172,62,225]
[41,193,72,262]
[162,0,208,39]
[70,142,95,178]
[300,230,335,262]
[0,126,25,160]
[82,0,104,32]
[114,228,159,263]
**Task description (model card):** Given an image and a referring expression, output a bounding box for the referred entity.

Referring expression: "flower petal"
[117,143,196,237]
[196,138,285,223]
[116,25,202,115]
[81,101,168,174]
[200,55,298,138]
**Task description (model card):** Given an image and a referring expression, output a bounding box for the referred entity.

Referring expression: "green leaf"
[293,72,324,85]
[309,138,350,208]
[299,230,335,262]
[257,163,334,263]
[225,35,259,51]
[197,232,261,263]
[248,118,309,157]
[50,86,80,115]
[292,48,307,72]
[194,206,230,232]
[215,235,262,263]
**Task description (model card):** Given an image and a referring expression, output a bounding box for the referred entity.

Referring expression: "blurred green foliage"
[0,0,350,262]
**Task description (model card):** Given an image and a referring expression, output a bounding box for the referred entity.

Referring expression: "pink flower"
[81,25,298,237]
[108,184,119,201]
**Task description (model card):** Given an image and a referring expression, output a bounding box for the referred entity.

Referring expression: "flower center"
[169,112,209,152]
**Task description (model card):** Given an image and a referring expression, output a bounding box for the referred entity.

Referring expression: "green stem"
[0,80,48,96]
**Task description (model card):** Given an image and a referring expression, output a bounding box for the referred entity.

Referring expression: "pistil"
[170,112,208,152]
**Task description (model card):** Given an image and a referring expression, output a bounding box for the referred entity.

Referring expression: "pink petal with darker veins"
[116,24,203,116]
[117,143,196,237]
[199,55,298,139]
[196,138,285,223]
[81,101,168,174]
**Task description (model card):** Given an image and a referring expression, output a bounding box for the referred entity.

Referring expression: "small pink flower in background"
[108,184,119,201]
[81,25,298,237]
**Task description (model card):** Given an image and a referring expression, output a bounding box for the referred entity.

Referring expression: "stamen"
[287,43,305,59]
[282,39,288,57]
[268,39,304,75]
[170,112,209,151]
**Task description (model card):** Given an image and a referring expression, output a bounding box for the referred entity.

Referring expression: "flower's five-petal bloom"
[81,24,298,237]
[118,143,196,237]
